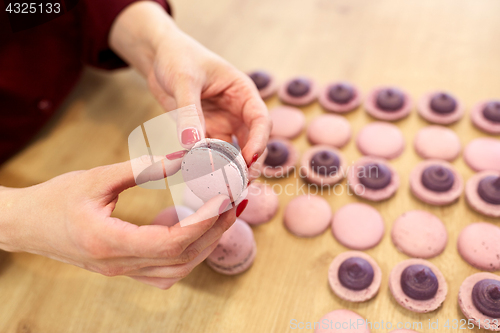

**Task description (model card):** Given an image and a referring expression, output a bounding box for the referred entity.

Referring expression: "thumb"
[174,86,206,149]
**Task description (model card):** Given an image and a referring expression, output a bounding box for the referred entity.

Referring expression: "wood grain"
[1,0,500,332]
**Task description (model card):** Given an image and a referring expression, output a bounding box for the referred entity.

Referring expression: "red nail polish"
[236,199,249,217]
[247,153,259,168]
[181,128,200,145]
[166,150,187,160]
[219,198,231,215]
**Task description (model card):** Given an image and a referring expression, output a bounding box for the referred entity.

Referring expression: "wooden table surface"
[1,0,500,332]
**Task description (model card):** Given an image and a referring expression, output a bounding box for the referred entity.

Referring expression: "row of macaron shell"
[248,71,500,134]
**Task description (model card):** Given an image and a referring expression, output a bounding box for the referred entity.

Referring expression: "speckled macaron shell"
[417,91,465,125]
[278,77,319,106]
[318,82,363,113]
[151,206,195,227]
[364,87,413,121]
[315,309,370,333]
[183,186,205,211]
[238,182,279,225]
[300,145,346,186]
[206,218,256,275]
[409,160,463,206]
[414,126,461,161]
[391,210,448,259]
[332,203,385,250]
[262,138,299,178]
[464,138,500,172]
[284,195,332,237]
[457,222,500,271]
[247,71,278,100]
[471,100,500,135]
[347,157,400,202]
[459,272,500,331]
[307,114,352,148]
[465,171,500,218]
[269,106,305,139]
[356,122,405,159]
[389,258,448,313]
[328,251,382,303]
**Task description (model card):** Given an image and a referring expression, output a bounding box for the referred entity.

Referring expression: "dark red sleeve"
[79,0,172,70]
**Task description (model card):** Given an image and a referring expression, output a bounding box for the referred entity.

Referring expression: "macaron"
[464,138,500,172]
[262,138,299,178]
[183,186,205,211]
[206,218,256,275]
[331,203,384,250]
[318,81,362,113]
[391,210,448,259]
[347,157,400,201]
[151,206,195,227]
[471,100,500,135]
[278,76,318,106]
[364,86,413,121]
[283,195,332,237]
[182,138,248,205]
[328,251,382,303]
[465,171,500,217]
[269,106,305,139]
[314,309,370,333]
[417,91,464,125]
[413,125,461,161]
[307,114,352,148]
[389,258,448,313]
[457,222,500,271]
[409,160,463,206]
[356,122,405,159]
[459,272,500,331]
[238,182,279,225]
[300,146,346,186]
[248,70,278,99]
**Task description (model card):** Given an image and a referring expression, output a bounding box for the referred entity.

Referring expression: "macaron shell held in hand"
[414,125,461,161]
[278,76,318,106]
[471,100,500,135]
[314,309,370,333]
[417,91,464,125]
[465,171,500,217]
[307,114,352,148]
[269,106,305,139]
[356,122,405,159]
[318,81,363,113]
[464,138,500,172]
[238,182,279,225]
[389,259,448,313]
[458,272,500,331]
[183,186,205,211]
[364,86,413,121]
[457,222,500,271]
[300,145,346,186]
[284,195,332,237]
[391,210,447,259]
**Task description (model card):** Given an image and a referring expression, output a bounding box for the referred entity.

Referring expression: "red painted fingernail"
[166,150,187,160]
[236,199,249,217]
[247,153,259,168]
[181,128,200,145]
[219,198,231,215]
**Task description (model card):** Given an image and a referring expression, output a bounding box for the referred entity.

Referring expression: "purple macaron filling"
[249,71,271,90]
[483,101,500,123]
[429,92,457,114]
[359,163,392,189]
[265,141,289,167]
[472,279,500,318]
[477,175,500,205]
[286,78,311,97]
[310,150,340,176]
[376,88,405,112]
[400,264,439,301]
[328,83,355,104]
[338,257,374,291]
[421,165,454,192]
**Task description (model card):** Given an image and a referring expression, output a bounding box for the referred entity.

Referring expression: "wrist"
[0,186,25,252]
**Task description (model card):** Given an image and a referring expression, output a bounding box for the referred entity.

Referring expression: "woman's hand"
[109,1,271,171]
[0,158,235,289]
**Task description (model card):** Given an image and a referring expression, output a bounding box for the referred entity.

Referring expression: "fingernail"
[219,198,231,215]
[166,150,187,160]
[181,127,200,145]
[236,199,249,217]
[247,153,259,168]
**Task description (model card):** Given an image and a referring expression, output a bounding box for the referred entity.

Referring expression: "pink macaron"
[417,91,464,125]
[318,81,363,113]
[269,106,305,139]
[471,100,500,135]
[413,125,461,161]
[247,70,278,100]
[307,114,352,148]
[238,182,279,225]
[206,218,256,275]
[183,186,205,211]
[458,272,500,331]
[457,222,500,271]
[356,122,405,159]
[261,138,299,178]
[314,309,370,333]
[364,86,413,121]
[409,160,463,206]
[464,138,500,172]
[465,170,500,218]
[328,251,382,303]
[284,195,332,237]
[278,76,318,106]
[391,210,448,259]
[347,156,400,202]
[331,203,384,250]
[389,258,448,313]
[300,146,346,186]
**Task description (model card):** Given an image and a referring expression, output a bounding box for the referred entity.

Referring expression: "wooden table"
[1,0,500,332]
